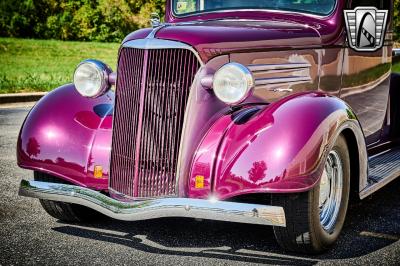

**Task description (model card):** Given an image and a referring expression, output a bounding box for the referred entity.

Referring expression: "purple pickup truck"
[17,0,398,254]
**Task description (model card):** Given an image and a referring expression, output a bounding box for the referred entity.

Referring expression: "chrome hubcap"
[319,150,343,233]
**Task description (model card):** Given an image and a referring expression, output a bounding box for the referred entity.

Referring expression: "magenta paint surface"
[122,1,347,62]
[164,0,345,40]
[17,85,114,191]
[122,28,153,44]
[157,1,345,62]
[175,55,230,197]
[188,93,365,200]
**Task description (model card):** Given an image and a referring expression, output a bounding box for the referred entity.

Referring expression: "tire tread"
[272,135,350,254]
[34,172,99,222]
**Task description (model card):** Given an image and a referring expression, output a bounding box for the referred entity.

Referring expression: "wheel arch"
[16,84,114,191]
[340,127,367,200]
[188,92,368,200]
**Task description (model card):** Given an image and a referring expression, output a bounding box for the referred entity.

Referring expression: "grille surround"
[109,40,201,199]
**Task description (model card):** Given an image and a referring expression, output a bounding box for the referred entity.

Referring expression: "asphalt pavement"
[0,107,400,265]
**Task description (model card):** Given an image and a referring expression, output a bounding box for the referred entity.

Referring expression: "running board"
[360,148,400,199]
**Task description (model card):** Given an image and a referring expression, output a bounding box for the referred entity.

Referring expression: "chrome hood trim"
[19,180,286,227]
[123,38,204,66]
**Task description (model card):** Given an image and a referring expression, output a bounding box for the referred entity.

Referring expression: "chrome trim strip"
[123,39,204,66]
[146,24,169,39]
[248,63,311,72]
[19,180,286,227]
[255,76,311,86]
[359,169,400,200]
[248,63,312,88]
[174,73,201,196]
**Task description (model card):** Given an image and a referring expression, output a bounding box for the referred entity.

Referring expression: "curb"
[0,92,47,104]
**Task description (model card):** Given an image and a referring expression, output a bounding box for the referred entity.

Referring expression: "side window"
[350,0,392,27]
[351,0,390,9]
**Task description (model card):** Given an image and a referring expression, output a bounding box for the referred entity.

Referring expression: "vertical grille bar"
[110,48,145,196]
[110,47,200,198]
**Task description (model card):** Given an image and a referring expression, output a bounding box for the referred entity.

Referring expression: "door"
[340,0,393,145]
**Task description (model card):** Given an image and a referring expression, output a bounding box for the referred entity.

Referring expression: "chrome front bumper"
[18,180,286,227]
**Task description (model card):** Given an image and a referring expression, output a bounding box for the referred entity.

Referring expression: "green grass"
[0,38,119,93]
[393,62,400,73]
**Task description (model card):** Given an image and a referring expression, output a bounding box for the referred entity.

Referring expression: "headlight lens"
[73,59,112,98]
[213,63,254,105]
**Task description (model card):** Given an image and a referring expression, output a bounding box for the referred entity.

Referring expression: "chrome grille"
[109,47,200,198]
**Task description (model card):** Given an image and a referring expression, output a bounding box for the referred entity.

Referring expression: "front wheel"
[34,171,101,222]
[272,134,350,254]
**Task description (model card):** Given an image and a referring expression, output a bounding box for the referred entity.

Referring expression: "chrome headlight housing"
[73,59,112,98]
[213,62,254,105]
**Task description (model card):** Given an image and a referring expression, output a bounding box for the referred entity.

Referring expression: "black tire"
[271,135,350,254]
[34,171,101,222]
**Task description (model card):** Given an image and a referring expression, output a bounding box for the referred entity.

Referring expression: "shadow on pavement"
[52,179,400,265]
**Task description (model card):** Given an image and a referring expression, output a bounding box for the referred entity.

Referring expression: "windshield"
[173,0,336,16]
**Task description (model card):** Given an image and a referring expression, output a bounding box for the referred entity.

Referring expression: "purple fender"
[17,84,114,191]
[188,92,368,200]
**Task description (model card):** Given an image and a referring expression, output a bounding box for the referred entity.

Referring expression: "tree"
[0,0,398,43]
[0,0,166,42]
[394,0,400,42]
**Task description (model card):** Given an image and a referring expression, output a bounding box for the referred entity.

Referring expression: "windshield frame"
[171,0,338,18]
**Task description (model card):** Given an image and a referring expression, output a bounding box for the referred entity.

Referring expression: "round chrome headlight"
[213,63,254,105]
[73,59,112,98]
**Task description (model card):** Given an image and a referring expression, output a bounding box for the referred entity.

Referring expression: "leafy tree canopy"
[0,0,165,42]
[0,0,398,43]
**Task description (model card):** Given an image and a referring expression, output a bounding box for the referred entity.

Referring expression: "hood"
[153,19,322,62]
